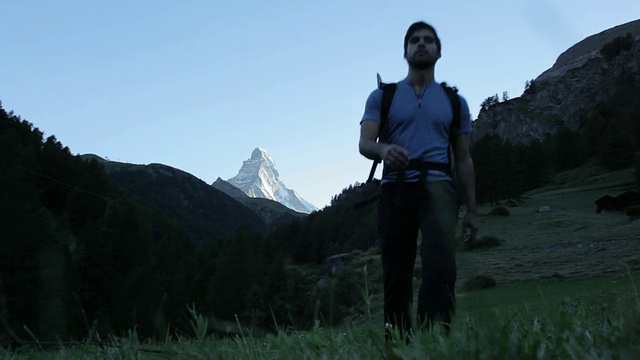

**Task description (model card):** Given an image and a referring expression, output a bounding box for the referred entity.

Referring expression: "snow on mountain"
[227,147,318,214]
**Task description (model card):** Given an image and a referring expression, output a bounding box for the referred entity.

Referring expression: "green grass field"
[3,163,640,359]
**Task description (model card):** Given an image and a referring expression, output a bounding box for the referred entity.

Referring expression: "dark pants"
[378,180,458,339]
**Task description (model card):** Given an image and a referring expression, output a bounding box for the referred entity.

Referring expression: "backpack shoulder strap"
[366,81,397,183]
[441,82,461,147]
[441,82,462,189]
[378,82,397,142]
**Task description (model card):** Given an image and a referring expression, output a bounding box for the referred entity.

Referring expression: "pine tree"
[499,140,519,200]
[471,134,504,204]
[599,119,637,170]
[554,127,583,171]
[519,139,549,191]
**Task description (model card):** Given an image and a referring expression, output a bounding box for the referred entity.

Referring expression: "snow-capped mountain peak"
[227,147,317,214]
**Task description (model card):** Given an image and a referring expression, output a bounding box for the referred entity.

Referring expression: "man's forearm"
[456,157,477,213]
[359,138,385,161]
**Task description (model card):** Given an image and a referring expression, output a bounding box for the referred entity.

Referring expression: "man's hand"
[380,144,409,171]
[462,212,479,243]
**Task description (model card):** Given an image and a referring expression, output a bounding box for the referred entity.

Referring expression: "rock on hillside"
[472,19,640,144]
[538,19,640,81]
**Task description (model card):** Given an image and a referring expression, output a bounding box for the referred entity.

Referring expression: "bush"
[461,235,503,251]
[460,275,497,291]
[600,33,634,60]
[505,199,519,208]
[312,268,360,326]
[489,206,510,216]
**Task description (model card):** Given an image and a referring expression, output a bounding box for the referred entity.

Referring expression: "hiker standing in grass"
[358,21,479,340]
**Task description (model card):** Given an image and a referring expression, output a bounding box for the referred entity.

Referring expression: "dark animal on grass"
[595,191,640,214]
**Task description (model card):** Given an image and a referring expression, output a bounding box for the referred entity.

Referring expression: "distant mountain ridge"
[225,147,318,214]
[212,177,248,198]
[82,154,268,249]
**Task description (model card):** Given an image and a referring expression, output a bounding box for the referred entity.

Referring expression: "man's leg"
[378,183,419,341]
[417,181,459,334]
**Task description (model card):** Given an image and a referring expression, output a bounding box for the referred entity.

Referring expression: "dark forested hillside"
[0,103,205,341]
[0,104,292,342]
[0,102,360,343]
[89,157,268,250]
[271,181,381,265]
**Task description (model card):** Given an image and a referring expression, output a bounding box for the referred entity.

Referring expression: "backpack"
[366,73,462,183]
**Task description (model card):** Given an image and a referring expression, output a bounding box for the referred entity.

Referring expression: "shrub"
[460,275,497,291]
[505,199,519,207]
[600,33,634,60]
[461,235,503,251]
[312,268,360,326]
[490,206,510,216]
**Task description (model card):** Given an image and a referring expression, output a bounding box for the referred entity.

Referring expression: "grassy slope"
[455,164,639,285]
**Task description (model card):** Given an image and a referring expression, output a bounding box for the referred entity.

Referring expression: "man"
[358,21,478,340]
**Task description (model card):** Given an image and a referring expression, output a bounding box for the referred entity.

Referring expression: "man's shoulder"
[376,76,410,88]
[365,87,384,103]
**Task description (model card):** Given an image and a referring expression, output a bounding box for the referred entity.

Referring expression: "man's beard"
[407,57,436,70]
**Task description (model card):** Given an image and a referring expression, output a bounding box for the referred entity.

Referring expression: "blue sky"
[2,1,639,208]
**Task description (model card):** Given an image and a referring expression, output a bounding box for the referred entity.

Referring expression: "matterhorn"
[226,147,317,214]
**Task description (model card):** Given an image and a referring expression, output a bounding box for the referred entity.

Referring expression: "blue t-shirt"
[361,77,472,183]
